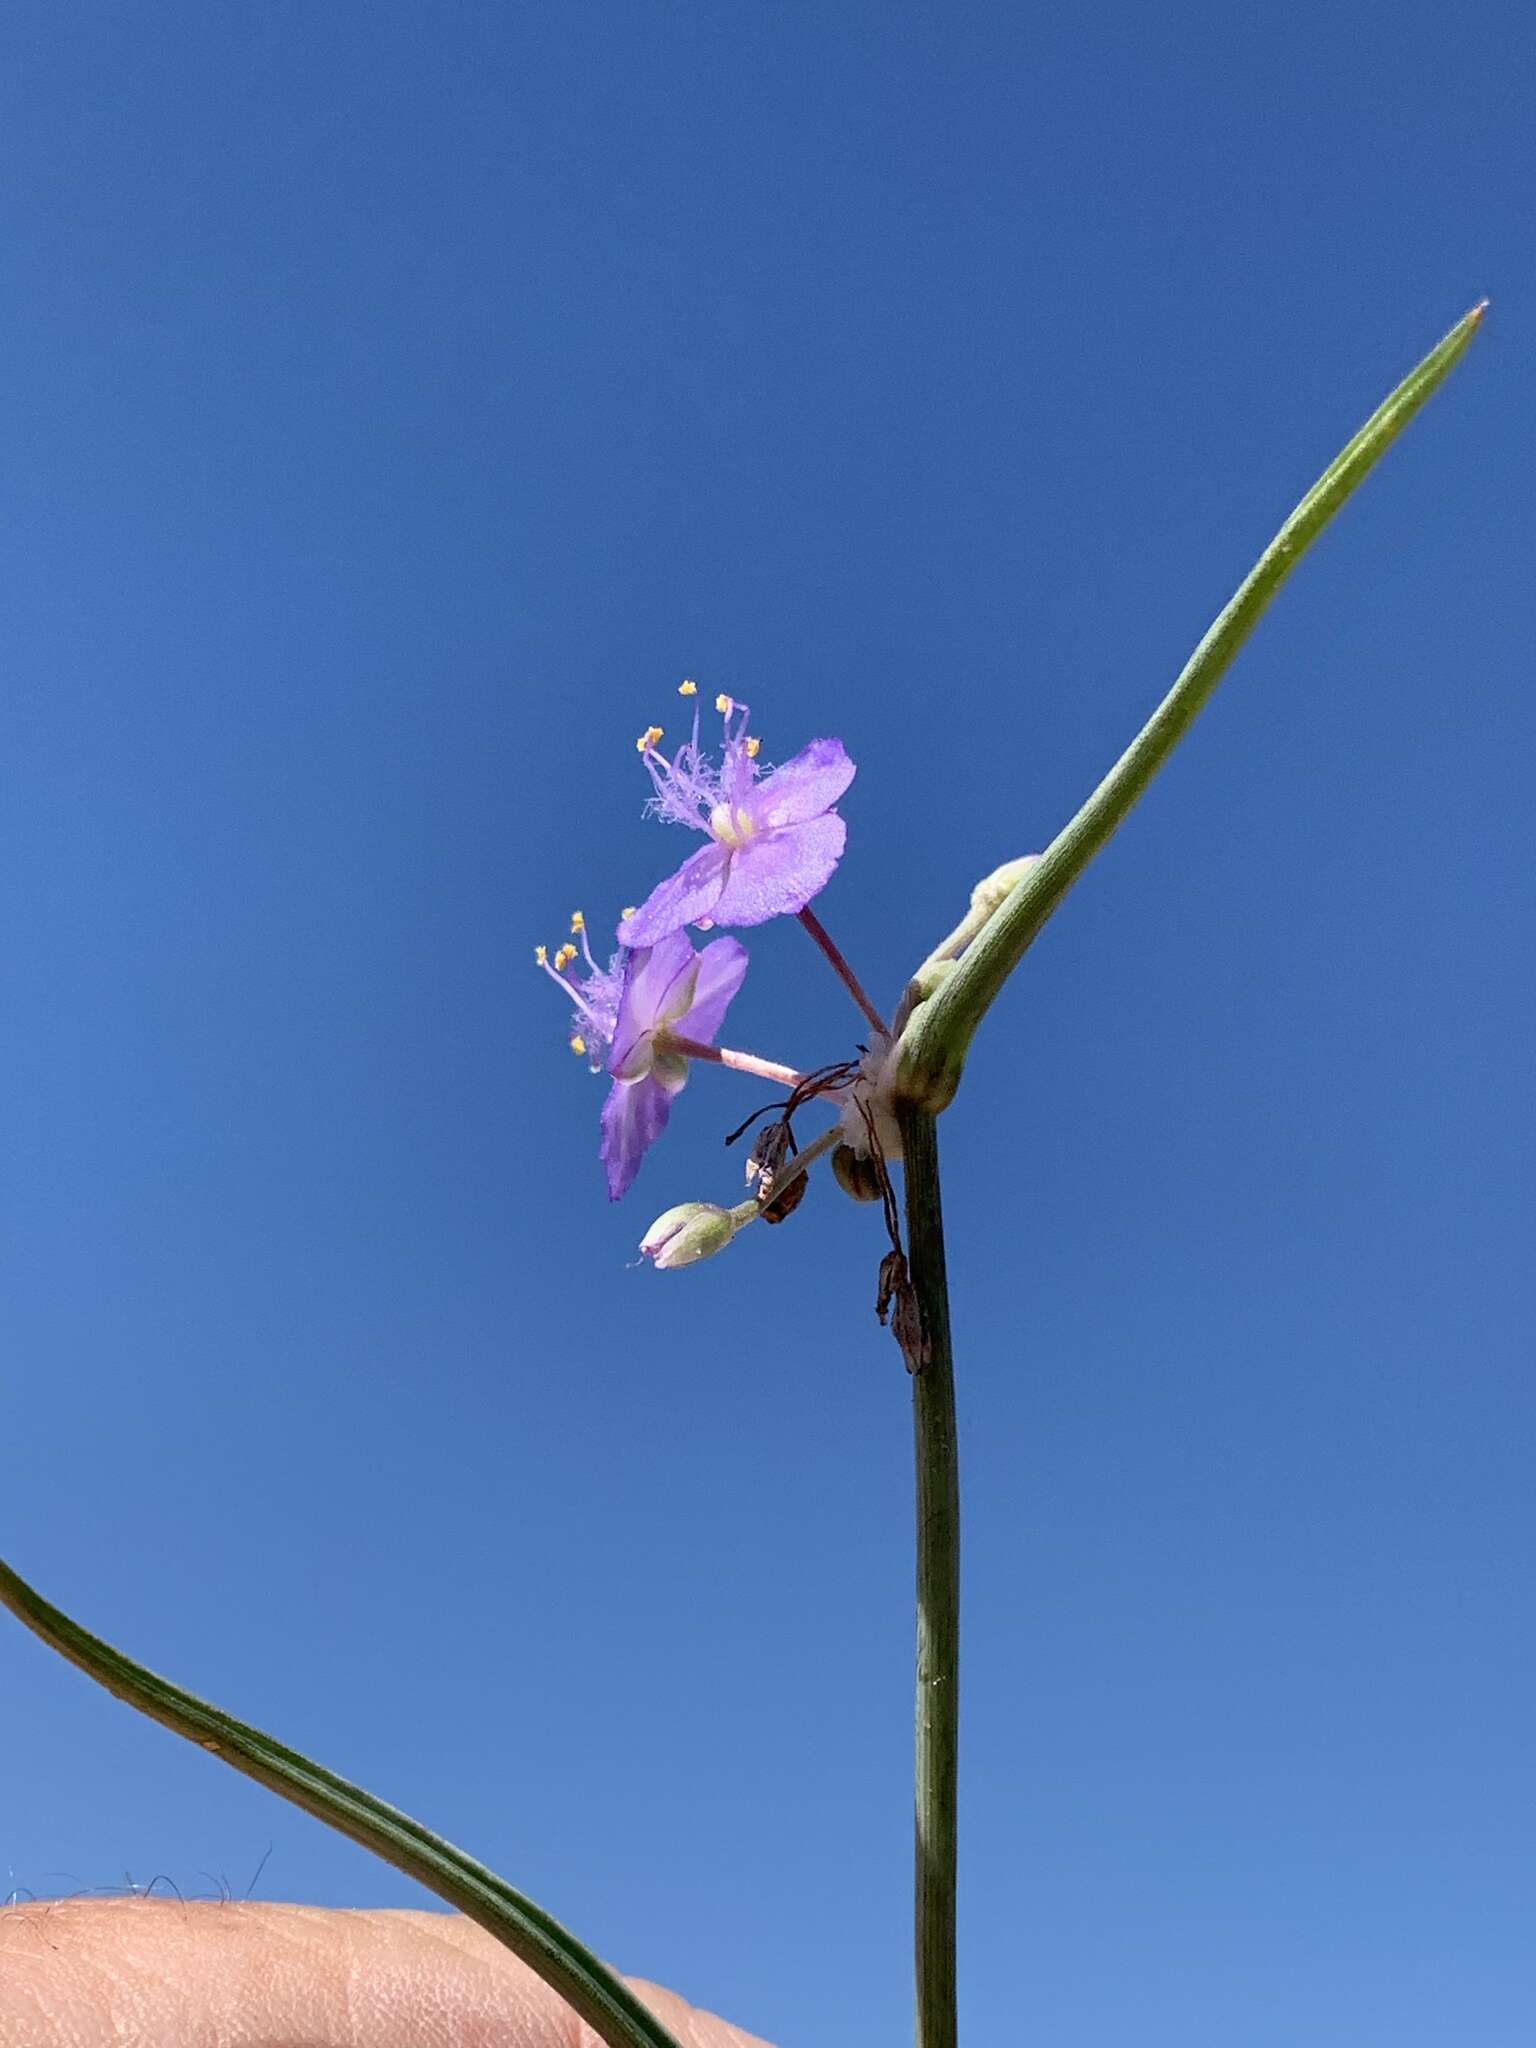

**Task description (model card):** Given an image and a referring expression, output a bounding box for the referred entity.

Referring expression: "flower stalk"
[797,903,890,1037]
[653,1032,804,1089]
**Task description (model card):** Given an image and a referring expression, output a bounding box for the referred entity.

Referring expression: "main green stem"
[900,1105,959,2048]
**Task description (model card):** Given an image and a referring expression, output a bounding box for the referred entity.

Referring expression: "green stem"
[899,1106,960,2048]
[895,302,1486,1113]
[0,1557,686,2048]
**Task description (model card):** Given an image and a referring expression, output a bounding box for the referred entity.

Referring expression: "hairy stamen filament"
[537,954,604,1026]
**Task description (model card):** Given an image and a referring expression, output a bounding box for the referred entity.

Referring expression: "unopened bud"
[970,853,1042,917]
[639,1201,738,1270]
[892,958,954,1035]
[831,1143,883,1203]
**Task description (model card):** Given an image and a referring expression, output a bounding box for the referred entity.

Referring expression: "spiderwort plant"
[530,306,1490,2048]
[0,306,1485,2048]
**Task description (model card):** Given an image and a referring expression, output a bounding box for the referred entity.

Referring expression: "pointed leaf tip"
[894,304,1486,1109]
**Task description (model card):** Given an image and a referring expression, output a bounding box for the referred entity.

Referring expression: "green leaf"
[894,302,1486,1112]
[0,1556,687,2048]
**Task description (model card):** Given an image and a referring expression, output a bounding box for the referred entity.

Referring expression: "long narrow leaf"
[0,1557,686,2048]
[895,302,1485,1110]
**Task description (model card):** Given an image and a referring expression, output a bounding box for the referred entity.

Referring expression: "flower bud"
[639,1201,738,1270]
[831,1142,883,1203]
[969,853,1041,917]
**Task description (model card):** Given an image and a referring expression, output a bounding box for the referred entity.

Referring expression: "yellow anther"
[715,693,733,715]
[745,735,761,758]
[635,725,664,752]
[569,1034,587,1057]
[621,906,636,921]
[534,944,548,965]
[569,910,585,933]
[678,678,697,696]
[554,943,577,970]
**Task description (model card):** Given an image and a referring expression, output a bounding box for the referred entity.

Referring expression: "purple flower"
[538,916,748,1201]
[617,692,854,949]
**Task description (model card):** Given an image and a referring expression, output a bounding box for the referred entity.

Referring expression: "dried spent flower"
[759,1167,809,1225]
[876,1248,928,1372]
[745,1118,795,1197]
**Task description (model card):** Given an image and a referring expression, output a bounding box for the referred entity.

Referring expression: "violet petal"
[608,931,697,1079]
[710,813,847,926]
[749,738,855,830]
[617,840,730,949]
[599,1073,674,1201]
[675,936,749,1047]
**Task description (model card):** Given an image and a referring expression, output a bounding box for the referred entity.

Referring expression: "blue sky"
[2,4,1530,2043]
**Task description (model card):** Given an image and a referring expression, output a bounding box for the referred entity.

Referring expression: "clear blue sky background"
[2,5,1530,2044]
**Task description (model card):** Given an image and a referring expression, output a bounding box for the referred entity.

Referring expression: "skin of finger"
[0,1899,773,2048]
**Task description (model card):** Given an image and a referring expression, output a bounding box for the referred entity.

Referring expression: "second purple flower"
[539,917,748,1202]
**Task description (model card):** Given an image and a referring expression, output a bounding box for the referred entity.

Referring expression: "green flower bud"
[969,853,1041,916]
[639,1201,739,1270]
